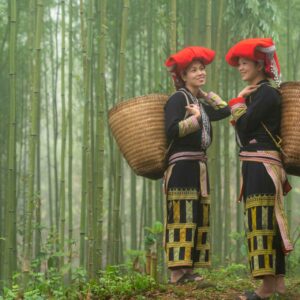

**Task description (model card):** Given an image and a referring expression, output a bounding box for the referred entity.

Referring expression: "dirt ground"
[141,277,300,300]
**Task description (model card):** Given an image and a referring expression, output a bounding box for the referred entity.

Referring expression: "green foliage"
[1,264,300,299]
[287,225,300,275]
[144,221,163,248]
[229,230,248,259]
[125,249,146,269]
[191,264,256,295]
[225,0,279,41]
[197,263,248,281]
[88,265,157,299]
[0,265,157,300]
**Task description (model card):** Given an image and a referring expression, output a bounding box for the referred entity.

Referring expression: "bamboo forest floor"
[1,265,300,299]
[144,275,300,300]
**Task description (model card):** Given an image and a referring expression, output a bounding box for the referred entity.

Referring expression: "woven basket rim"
[108,93,169,118]
[280,81,300,88]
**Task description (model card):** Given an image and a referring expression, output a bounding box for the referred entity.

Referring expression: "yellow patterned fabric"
[245,194,277,277]
[204,91,228,109]
[165,188,211,268]
[231,103,247,122]
[178,116,200,137]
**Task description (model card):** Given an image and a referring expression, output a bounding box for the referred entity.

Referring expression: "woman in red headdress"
[164,46,230,283]
[226,38,293,300]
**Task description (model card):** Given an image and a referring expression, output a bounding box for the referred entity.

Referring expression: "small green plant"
[88,265,157,299]
[144,221,164,250]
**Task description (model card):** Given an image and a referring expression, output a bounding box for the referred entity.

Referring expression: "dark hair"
[174,76,186,90]
[254,61,270,79]
[174,59,205,90]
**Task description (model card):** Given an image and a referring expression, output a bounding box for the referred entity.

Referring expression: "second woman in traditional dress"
[226,38,293,300]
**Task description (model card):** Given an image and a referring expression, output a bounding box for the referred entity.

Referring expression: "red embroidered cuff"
[228,97,246,108]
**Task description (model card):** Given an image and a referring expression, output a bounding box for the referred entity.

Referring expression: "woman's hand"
[185,104,201,120]
[238,85,258,98]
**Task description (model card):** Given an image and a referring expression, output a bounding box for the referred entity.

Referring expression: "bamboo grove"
[0,0,300,290]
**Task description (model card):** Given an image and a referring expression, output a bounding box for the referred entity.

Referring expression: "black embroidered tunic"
[163,87,230,269]
[164,87,231,156]
[235,79,281,151]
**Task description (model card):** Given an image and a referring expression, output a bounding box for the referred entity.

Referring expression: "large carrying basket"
[280,81,300,176]
[108,94,169,180]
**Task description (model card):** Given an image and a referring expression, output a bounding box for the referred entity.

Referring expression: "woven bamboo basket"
[280,81,300,176]
[108,94,169,180]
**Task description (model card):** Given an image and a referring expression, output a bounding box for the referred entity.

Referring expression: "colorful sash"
[164,151,208,197]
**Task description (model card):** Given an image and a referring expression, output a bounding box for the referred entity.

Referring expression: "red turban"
[225,38,281,85]
[165,46,215,83]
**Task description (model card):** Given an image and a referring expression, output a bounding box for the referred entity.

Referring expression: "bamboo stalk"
[150,252,158,281]
[4,0,17,284]
[43,54,54,233]
[59,0,67,269]
[112,0,129,265]
[23,0,44,286]
[49,5,60,235]
[67,0,74,280]
[79,0,87,268]
[170,0,177,54]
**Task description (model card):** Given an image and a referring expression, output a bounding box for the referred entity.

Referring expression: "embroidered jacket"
[164,87,230,156]
[232,80,281,151]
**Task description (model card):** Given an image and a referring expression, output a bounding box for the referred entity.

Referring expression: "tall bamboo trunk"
[4,0,17,284]
[112,0,129,264]
[67,0,74,280]
[130,171,137,249]
[95,0,107,270]
[223,43,231,262]
[59,0,67,269]
[139,179,146,250]
[34,75,42,271]
[170,0,177,54]
[49,5,60,235]
[79,0,88,268]
[23,0,44,286]
[48,5,60,264]
[129,15,137,249]
[235,73,243,262]
[105,0,120,264]
[86,0,95,278]
[43,55,54,232]
[191,0,200,45]
[204,0,219,260]
[213,3,227,262]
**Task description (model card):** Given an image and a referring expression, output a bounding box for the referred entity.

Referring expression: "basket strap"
[165,90,192,155]
[178,89,192,111]
[249,85,288,158]
[261,122,289,158]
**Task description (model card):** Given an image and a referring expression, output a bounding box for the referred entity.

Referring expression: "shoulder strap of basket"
[178,90,192,116]
[165,90,191,155]
[261,122,289,158]
[249,84,288,158]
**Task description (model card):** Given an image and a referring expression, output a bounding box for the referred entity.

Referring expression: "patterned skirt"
[164,160,210,269]
[242,161,285,278]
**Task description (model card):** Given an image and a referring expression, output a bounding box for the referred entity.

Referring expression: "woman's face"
[238,57,263,83]
[182,60,206,88]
